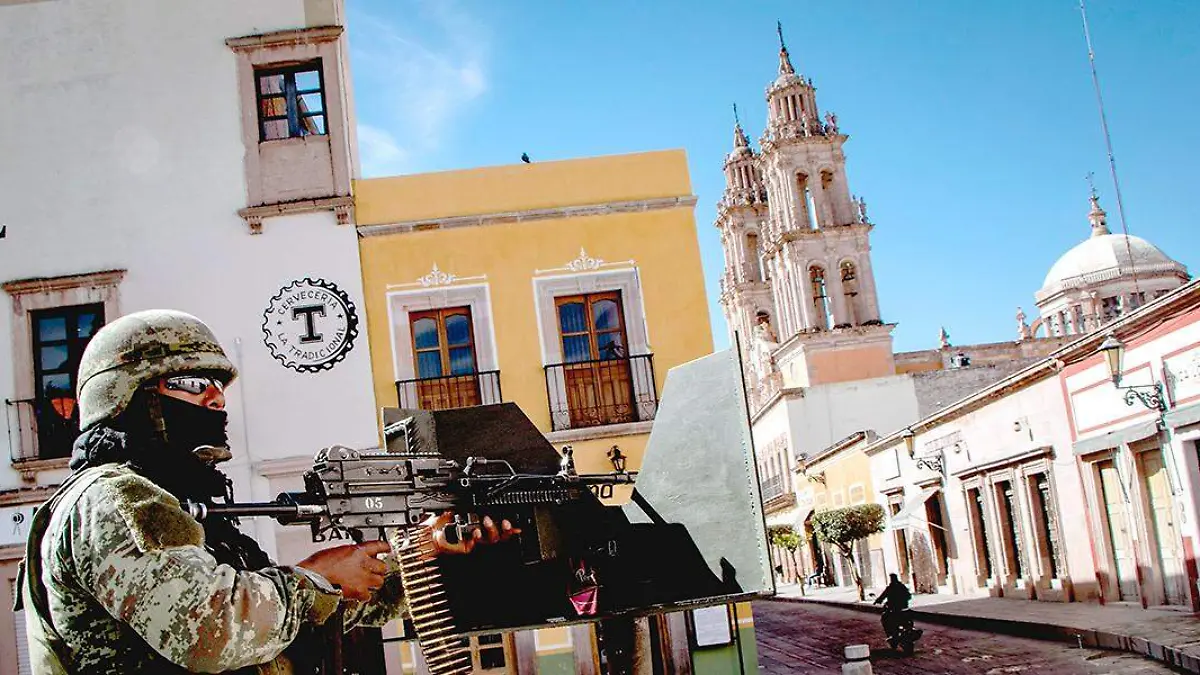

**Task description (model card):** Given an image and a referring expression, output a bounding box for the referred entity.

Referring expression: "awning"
[793,504,814,530]
[1073,419,1160,456]
[888,486,940,530]
[764,504,814,532]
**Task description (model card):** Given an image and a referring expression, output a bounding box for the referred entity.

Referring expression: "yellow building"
[354,150,756,675]
[781,432,889,591]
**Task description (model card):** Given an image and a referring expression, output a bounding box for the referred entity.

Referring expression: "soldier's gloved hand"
[428,511,521,555]
[297,540,391,600]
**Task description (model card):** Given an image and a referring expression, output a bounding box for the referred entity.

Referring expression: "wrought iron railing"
[6,397,80,463]
[760,473,786,502]
[544,354,657,432]
[395,371,502,412]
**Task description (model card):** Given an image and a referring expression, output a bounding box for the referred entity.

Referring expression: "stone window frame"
[1020,465,1067,585]
[956,447,1062,590]
[986,472,1028,585]
[959,478,997,588]
[532,267,655,439]
[3,270,124,471]
[385,283,499,388]
[227,26,353,232]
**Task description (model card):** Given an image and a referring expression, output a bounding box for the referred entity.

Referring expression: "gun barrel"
[574,472,638,486]
[183,501,324,523]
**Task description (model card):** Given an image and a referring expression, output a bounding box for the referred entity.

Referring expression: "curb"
[764,596,1199,674]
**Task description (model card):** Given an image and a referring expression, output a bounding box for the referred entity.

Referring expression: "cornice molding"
[3,269,126,296]
[358,195,698,238]
[0,483,57,506]
[238,196,353,234]
[225,25,344,52]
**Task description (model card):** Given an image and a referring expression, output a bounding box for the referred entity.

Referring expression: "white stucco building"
[864,281,1200,610]
[0,1,379,671]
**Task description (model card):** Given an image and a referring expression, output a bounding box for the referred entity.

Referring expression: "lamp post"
[1097,335,1166,412]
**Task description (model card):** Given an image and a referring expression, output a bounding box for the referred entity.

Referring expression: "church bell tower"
[719,24,895,393]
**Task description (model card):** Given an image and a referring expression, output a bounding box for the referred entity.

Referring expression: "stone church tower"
[718,25,894,399]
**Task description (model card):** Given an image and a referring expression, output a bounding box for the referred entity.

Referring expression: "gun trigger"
[443,523,461,546]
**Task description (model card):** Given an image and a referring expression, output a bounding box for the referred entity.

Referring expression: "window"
[406,307,485,410]
[256,61,327,141]
[810,266,832,330]
[966,487,994,581]
[1028,474,1063,579]
[551,292,639,429]
[745,233,761,282]
[30,304,103,459]
[994,480,1025,579]
[557,292,628,362]
[925,492,950,583]
[470,634,508,672]
[840,261,859,326]
[1101,296,1120,322]
[887,496,911,580]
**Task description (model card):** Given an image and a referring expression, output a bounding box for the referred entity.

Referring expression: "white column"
[856,255,881,322]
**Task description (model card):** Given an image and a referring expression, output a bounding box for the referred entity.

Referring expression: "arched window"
[745,233,761,282]
[840,261,859,326]
[810,266,832,330]
[796,174,818,230]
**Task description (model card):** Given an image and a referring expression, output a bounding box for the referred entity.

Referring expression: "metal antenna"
[1079,0,1139,292]
[777,20,785,50]
[733,102,741,127]
[1085,171,1097,200]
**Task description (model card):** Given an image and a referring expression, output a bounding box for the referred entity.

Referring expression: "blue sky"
[346,1,1199,353]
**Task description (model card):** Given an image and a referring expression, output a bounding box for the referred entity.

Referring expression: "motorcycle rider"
[873,573,913,641]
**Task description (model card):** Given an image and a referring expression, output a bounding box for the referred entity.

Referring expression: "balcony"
[544,354,657,432]
[395,371,502,412]
[760,474,797,513]
[6,397,80,464]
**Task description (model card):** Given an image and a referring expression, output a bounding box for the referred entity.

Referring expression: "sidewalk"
[767,583,1200,673]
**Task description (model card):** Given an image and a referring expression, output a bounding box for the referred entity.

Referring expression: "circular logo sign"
[262,278,359,373]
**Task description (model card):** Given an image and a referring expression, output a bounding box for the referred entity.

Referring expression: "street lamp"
[608,446,627,473]
[1097,334,1166,412]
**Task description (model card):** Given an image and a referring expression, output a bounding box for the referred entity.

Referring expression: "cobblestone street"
[753,601,1177,674]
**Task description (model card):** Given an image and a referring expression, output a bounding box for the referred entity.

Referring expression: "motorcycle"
[882,608,922,655]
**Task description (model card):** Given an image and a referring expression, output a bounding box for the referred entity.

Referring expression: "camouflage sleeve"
[64,471,343,673]
[342,571,407,629]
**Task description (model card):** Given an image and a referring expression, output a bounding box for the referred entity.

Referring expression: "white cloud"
[357,123,409,177]
[349,1,489,176]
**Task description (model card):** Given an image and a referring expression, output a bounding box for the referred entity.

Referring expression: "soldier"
[16,310,512,674]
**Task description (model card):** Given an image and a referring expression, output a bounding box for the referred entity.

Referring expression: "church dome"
[1042,233,1183,290]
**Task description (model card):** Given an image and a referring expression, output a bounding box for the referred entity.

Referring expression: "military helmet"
[76,310,237,431]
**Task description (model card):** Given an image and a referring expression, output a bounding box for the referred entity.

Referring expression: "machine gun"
[183,443,635,552]
[183,404,637,675]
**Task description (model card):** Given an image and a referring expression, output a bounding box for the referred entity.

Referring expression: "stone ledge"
[238,195,353,234]
[225,25,343,51]
[10,456,69,482]
[358,196,698,238]
[544,420,654,445]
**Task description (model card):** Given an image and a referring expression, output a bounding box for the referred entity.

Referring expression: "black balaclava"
[71,388,272,570]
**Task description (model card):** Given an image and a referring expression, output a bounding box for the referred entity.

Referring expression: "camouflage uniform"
[17,310,405,674]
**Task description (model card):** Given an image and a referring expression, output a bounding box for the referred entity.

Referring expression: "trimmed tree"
[809,503,885,601]
[767,524,807,594]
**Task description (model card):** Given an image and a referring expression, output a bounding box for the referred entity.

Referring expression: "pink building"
[865,280,1200,610]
